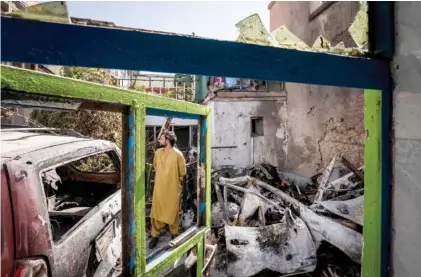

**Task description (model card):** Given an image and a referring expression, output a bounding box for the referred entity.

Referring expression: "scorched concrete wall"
[210,99,287,171]
[269,1,365,177]
[392,2,421,276]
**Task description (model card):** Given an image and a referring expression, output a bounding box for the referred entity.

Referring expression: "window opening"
[41,151,120,242]
[251,117,264,137]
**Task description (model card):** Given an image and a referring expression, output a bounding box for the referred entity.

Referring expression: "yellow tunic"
[151,148,187,225]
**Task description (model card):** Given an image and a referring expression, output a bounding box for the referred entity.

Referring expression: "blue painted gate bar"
[1,16,389,90]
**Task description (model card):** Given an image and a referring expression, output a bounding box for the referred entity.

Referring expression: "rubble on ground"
[210,157,364,277]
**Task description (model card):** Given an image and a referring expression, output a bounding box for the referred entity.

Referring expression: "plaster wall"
[392,2,421,276]
[269,1,365,176]
[145,116,197,127]
[210,99,287,171]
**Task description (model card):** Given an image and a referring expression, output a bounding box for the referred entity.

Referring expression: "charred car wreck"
[1,128,122,277]
[210,158,364,277]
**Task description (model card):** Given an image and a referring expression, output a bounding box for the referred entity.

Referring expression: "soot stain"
[227,250,239,262]
[255,227,289,255]
[230,239,249,246]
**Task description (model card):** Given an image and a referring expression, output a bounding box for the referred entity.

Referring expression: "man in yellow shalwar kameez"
[149,131,186,249]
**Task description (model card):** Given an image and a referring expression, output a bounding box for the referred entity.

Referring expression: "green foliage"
[30,67,123,171]
[30,69,195,152]
[71,152,117,173]
[30,67,122,147]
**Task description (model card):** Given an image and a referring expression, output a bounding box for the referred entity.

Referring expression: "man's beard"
[159,142,167,147]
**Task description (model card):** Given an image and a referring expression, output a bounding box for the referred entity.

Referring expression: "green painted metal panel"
[196,237,204,276]
[145,230,206,277]
[0,65,209,116]
[362,89,382,277]
[0,65,211,277]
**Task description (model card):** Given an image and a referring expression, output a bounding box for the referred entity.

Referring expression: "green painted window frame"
[362,89,383,277]
[1,64,385,277]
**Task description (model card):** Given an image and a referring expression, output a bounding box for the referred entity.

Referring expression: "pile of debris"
[210,156,364,277]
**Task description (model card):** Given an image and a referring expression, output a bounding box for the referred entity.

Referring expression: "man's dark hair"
[163,131,177,147]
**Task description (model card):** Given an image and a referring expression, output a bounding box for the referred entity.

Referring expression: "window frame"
[37,149,121,245]
[251,116,264,137]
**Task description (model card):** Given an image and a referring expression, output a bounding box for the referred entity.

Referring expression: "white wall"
[145,116,198,127]
[210,99,287,170]
[392,2,421,276]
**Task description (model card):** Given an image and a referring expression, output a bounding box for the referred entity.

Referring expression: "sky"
[64,1,270,41]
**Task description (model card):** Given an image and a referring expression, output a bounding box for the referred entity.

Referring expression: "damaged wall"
[210,98,287,171]
[268,1,365,177]
[392,2,421,277]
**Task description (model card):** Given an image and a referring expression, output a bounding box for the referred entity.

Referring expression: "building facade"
[268,1,365,177]
[204,78,287,172]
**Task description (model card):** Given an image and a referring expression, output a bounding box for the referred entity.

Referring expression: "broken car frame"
[1,2,393,276]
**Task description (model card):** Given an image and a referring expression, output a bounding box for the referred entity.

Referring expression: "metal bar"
[0,127,59,132]
[146,107,200,120]
[171,227,199,247]
[146,227,198,263]
[145,229,206,277]
[134,104,147,274]
[1,16,388,90]
[340,155,364,181]
[196,237,204,277]
[121,110,130,277]
[368,2,395,59]
[196,120,202,227]
[217,181,285,213]
[368,3,395,276]
[189,125,192,149]
[0,65,209,117]
[198,116,207,227]
[380,80,393,277]
[362,89,382,277]
[126,107,136,276]
[199,118,206,164]
[205,112,212,228]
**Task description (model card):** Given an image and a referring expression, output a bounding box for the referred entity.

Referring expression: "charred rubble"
[210,156,364,277]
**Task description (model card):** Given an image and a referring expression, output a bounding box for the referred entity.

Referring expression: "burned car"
[210,161,364,277]
[1,128,122,277]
